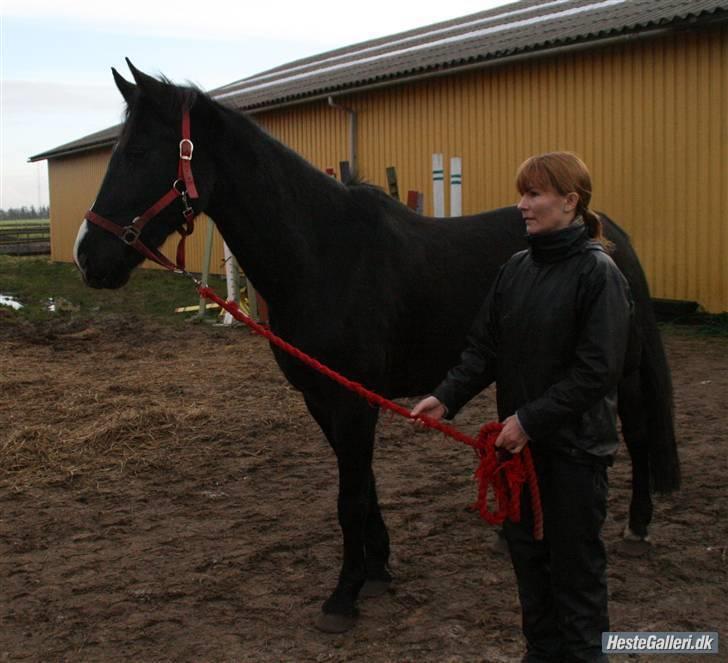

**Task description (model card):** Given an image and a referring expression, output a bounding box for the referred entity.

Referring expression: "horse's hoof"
[315,612,358,633]
[617,527,652,557]
[360,578,391,598]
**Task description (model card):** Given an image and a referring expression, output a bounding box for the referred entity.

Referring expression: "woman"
[412,152,632,662]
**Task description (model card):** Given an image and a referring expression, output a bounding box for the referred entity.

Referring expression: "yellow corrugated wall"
[49,24,727,311]
[49,148,111,263]
[256,25,728,312]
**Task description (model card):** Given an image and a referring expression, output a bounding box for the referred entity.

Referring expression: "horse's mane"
[341,173,367,187]
[115,73,413,221]
[342,173,415,213]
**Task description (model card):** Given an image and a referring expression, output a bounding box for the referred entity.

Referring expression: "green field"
[0,255,226,325]
[0,218,49,225]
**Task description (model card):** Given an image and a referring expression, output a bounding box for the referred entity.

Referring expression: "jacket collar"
[527,217,590,264]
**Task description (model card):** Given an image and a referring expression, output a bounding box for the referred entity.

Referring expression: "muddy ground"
[1,316,726,662]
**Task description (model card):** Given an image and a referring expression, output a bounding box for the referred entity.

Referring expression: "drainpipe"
[327,96,357,178]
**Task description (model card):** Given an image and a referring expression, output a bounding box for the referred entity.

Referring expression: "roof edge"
[241,22,677,114]
[29,5,728,161]
[240,10,728,113]
[29,138,118,163]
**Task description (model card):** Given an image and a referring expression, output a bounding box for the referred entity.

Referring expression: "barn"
[30,0,728,312]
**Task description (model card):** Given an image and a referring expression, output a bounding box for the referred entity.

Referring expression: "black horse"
[74,63,680,633]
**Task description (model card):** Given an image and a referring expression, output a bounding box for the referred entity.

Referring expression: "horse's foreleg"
[304,394,333,441]
[360,469,392,597]
[618,371,653,554]
[317,401,378,633]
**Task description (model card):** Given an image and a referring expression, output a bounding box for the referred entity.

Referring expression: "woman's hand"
[495,414,529,453]
[411,395,447,423]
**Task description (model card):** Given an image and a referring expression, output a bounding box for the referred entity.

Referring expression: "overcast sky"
[1,0,514,210]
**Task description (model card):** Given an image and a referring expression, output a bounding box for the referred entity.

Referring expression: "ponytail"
[580,205,614,253]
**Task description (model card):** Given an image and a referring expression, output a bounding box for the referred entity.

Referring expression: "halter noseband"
[84,111,200,273]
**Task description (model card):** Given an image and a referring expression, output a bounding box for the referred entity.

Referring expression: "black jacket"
[433,222,633,460]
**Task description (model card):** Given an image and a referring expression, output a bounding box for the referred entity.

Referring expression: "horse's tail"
[605,215,681,493]
[637,302,681,493]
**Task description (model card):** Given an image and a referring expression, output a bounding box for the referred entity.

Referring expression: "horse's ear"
[126,58,169,102]
[112,67,137,105]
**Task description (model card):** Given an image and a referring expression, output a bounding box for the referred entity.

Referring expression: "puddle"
[0,294,23,310]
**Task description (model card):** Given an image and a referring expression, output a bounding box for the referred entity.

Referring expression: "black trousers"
[503,450,610,663]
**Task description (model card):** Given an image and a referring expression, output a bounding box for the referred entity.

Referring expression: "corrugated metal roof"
[30,0,728,162]
[213,0,728,109]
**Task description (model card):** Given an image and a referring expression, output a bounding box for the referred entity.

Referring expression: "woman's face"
[517,185,577,235]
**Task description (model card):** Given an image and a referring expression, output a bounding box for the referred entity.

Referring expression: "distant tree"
[0,206,50,220]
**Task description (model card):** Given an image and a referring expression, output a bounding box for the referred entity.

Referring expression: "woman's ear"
[563,192,580,213]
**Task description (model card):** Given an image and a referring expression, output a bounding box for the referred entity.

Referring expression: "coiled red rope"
[474,422,543,539]
[199,286,543,540]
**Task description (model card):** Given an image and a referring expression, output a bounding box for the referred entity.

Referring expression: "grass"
[0,218,49,226]
[0,255,226,326]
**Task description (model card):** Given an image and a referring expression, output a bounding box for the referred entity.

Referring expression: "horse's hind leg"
[316,398,379,633]
[618,371,653,553]
[360,469,392,597]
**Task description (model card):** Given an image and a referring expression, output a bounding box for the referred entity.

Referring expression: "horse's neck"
[204,106,346,306]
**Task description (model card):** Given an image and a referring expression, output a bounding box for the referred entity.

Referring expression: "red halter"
[84,111,199,272]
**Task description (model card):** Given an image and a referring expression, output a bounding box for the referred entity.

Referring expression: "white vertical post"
[432,153,444,217]
[222,242,240,325]
[450,157,462,217]
[198,217,216,317]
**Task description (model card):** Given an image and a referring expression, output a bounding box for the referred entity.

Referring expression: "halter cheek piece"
[84,111,199,273]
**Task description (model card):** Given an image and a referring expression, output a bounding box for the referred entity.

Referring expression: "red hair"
[516,152,611,249]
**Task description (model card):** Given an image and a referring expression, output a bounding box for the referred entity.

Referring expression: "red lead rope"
[86,110,542,539]
[198,285,544,541]
[474,422,543,538]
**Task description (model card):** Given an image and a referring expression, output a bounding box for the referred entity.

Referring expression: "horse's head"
[74,61,215,288]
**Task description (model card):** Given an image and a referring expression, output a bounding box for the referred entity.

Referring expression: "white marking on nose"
[73,219,89,271]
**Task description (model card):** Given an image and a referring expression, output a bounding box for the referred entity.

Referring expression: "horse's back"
[381,205,526,396]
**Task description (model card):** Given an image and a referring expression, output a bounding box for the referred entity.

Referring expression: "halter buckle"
[181,195,195,220]
[179,139,194,161]
[121,221,141,245]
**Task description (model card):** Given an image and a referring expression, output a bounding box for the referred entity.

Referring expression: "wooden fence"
[0,223,51,255]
